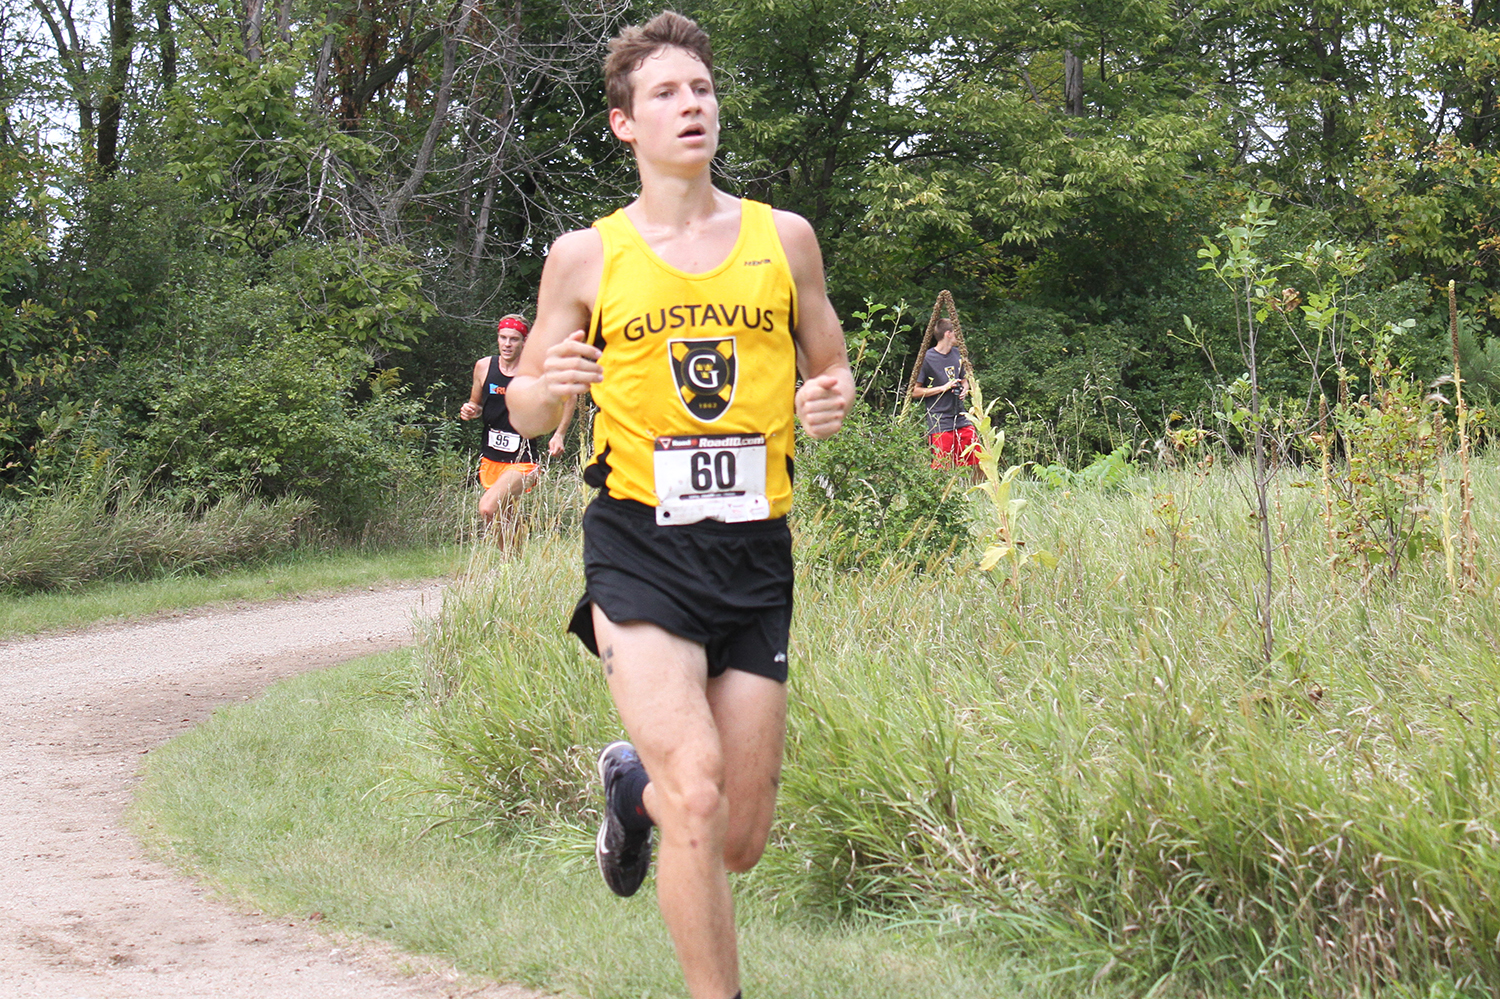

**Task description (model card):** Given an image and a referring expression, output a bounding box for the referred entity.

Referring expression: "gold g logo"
[669,338,736,421]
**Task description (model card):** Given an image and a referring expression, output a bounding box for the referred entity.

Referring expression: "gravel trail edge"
[0,582,538,999]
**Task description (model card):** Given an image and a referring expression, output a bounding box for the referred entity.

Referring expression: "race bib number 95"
[487,429,522,454]
[654,434,769,525]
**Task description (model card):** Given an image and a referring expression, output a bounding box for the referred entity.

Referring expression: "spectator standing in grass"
[912,317,982,474]
[505,12,854,999]
[459,314,574,542]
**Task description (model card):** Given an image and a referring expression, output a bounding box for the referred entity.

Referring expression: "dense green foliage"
[7,0,1500,523]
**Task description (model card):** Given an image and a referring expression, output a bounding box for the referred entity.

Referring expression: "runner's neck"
[630,157,719,225]
[622,186,742,274]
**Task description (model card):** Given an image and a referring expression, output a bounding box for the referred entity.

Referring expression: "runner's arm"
[775,211,853,440]
[509,229,603,438]
[459,357,488,420]
[548,395,578,457]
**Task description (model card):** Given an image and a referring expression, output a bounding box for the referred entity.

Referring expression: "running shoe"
[596,741,653,897]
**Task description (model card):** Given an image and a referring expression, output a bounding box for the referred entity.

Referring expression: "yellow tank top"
[584,199,799,520]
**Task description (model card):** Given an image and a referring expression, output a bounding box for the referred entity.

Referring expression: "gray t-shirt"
[919,347,973,435]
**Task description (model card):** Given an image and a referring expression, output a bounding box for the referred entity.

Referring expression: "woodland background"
[5,0,1500,549]
[15,5,1500,989]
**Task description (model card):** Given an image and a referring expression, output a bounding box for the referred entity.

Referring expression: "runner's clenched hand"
[542,330,603,399]
[796,371,850,440]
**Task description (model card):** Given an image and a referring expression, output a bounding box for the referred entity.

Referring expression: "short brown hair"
[604,11,713,118]
[935,318,954,336]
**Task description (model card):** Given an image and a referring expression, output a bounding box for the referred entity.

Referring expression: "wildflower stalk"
[1450,281,1477,587]
[1318,395,1338,597]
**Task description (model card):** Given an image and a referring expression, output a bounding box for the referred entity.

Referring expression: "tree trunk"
[153,0,175,90]
[455,65,490,271]
[1064,49,1084,115]
[97,0,135,175]
[243,0,265,62]
[30,0,95,147]
[468,169,500,278]
[314,24,336,108]
[383,0,479,224]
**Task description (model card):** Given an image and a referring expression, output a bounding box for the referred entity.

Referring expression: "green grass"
[414,455,1500,998]
[132,649,1055,999]
[132,452,1500,998]
[0,545,464,639]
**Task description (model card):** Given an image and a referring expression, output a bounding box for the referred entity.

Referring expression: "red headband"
[497,316,529,337]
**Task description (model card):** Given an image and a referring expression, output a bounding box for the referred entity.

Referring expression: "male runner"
[506,12,854,999]
[459,314,574,540]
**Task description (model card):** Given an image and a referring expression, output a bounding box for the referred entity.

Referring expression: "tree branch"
[383,0,477,223]
[350,28,441,111]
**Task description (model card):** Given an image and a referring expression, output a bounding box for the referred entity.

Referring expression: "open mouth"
[679,123,707,139]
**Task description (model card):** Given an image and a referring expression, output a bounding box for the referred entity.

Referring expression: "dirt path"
[0,583,536,999]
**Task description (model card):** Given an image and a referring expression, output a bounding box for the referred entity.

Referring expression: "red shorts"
[929,425,982,468]
[478,457,538,490]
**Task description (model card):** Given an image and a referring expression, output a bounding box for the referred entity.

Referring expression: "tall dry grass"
[0,486,312,590]
[418,454,1500,997]
[0,449,489,592]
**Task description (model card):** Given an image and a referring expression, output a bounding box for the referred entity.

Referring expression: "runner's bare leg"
[479,469,532,548]
[594,608,786,999]
[708,667,785,872]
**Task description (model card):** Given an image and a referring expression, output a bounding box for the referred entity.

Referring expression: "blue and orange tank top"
[479,357,532,463]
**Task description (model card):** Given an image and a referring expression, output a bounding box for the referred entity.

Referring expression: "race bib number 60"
[654,434,769,525]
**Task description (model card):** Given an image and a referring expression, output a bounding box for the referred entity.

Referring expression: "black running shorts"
[567,494,793,683]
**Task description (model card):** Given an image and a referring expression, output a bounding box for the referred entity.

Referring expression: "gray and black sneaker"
[596,741,652,897]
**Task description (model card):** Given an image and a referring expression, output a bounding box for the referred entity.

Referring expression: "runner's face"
[611,47,717,169]
[496,328,524,362]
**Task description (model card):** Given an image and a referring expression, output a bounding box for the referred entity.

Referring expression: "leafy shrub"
[0,136,88,477]
[844,298,916,407]
[1455,316,1500,431]
[1034,443,1137,490]
[960,302,1146,466]
[793,403,970,567]
[134,337,460,533]
[139,334,367,503]
[1306,329,1449,581]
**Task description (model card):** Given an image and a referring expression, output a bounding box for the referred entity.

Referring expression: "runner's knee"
[478,492,500,521]
[723,828,769,872]
[649,753,727,831]
[678,778,727,829]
